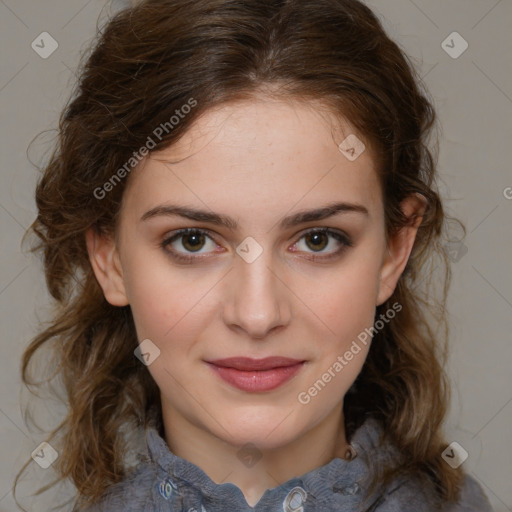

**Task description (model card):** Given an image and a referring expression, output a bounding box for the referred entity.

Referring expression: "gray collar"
[143,416,401,510]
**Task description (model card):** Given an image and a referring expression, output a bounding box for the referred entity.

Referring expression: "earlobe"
[85,227,129,306]
[376,193,427,306]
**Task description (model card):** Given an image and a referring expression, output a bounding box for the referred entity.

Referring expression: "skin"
[86,96,425,507]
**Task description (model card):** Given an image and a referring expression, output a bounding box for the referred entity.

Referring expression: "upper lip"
[207,357,304,371]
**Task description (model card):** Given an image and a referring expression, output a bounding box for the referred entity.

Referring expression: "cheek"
[301,249,382,403]
[125,275,172,339]
[121,251,184,339]
[123,252,218,347]
[312,255,382,333]
[297,270,377,416]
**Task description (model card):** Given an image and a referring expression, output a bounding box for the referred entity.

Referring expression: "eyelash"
[160,227,353,263]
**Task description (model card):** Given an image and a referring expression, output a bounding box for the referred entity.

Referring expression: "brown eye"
[291,228,353,261]
[304,231,329,252]
[161,228,219,262]
[181,231,206,252]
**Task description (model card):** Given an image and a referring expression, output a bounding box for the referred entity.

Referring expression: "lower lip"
[207,362,304,392]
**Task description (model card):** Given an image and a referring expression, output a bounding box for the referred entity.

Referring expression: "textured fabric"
[80,418,494,511]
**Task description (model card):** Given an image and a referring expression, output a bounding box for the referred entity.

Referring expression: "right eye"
[161,228,222,262]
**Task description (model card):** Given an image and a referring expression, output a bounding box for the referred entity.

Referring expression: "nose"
[222,250,292,340]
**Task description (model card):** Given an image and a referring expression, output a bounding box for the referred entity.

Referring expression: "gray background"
[0,0,511,511]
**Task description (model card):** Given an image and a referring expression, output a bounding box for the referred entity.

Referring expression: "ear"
[85,227,129,306]
[376,193,427,306]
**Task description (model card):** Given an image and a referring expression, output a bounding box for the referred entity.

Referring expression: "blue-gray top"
[81,417,493,511]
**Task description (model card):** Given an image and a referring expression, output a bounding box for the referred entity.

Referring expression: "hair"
[14,0,466,510]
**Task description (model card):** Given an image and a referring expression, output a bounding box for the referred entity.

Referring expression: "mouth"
[205,357,306,392]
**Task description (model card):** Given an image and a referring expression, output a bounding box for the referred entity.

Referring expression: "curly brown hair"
[14,0,465,510]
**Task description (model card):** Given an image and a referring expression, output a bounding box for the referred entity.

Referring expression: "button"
[344,444,357,460]
[158,477,177,500]
[283,486,308,512]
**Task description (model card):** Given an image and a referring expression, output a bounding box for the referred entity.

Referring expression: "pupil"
[307,232,327,251]
[184,233,204,251]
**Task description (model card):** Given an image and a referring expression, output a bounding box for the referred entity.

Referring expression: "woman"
[15,0,494,510]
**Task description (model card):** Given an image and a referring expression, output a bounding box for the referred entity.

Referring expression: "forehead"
[121,97,382,222]
[152,97,368,165]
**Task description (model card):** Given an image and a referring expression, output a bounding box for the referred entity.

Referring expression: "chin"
[212,408,306,449]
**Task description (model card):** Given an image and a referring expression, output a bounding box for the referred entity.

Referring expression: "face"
[88,96,418,450]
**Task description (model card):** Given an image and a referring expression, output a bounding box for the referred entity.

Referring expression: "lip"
[206,357,305,392]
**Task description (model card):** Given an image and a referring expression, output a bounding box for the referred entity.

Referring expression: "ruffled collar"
[142,416,400,510]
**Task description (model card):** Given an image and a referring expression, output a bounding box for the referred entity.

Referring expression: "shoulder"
[77,461,159,512]
[442,474,495,512]
[349,419,494,512]
[373,473,494,512]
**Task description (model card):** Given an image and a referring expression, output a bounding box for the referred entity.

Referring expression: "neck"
[161,401,349,507]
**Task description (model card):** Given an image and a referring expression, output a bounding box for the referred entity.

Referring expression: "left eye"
[292,229,350,255]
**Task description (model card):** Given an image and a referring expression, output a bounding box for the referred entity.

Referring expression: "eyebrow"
[140,201,368,230]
